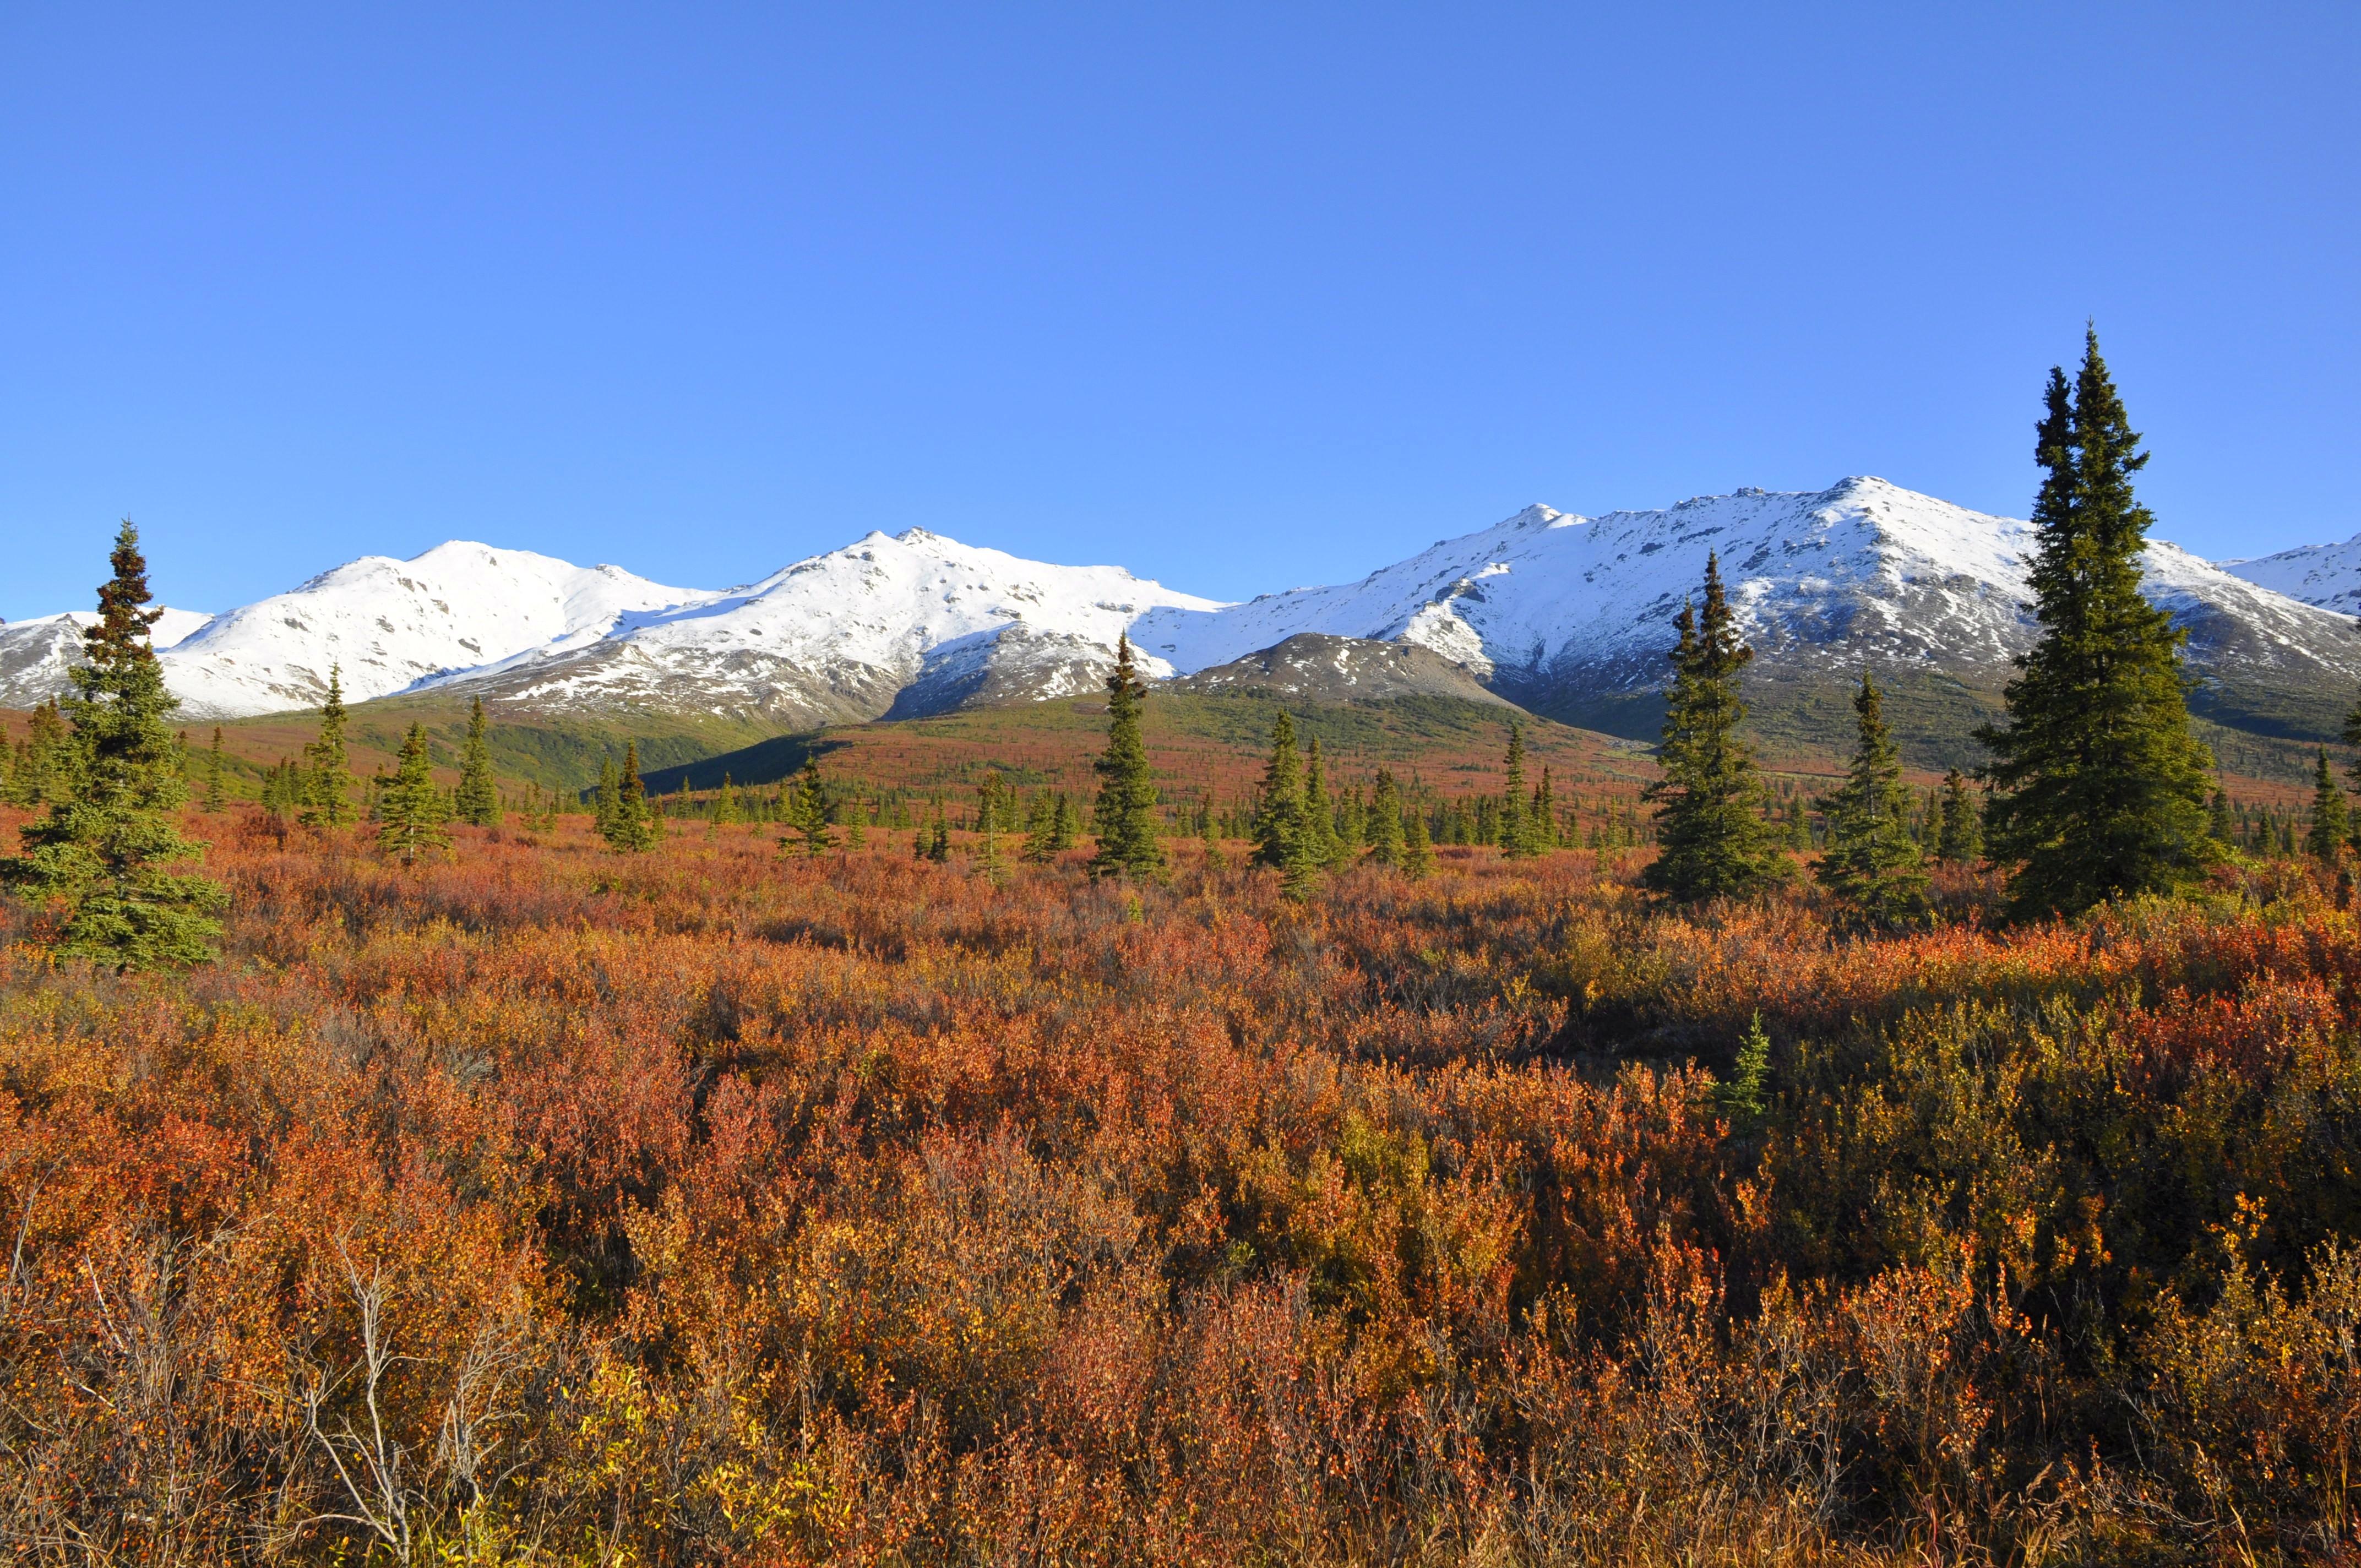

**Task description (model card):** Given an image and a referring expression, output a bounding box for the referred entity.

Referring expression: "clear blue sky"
[5,3,2356,619]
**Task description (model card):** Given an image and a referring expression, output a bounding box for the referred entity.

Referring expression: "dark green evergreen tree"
[1022,789,1062,863]
[1250,711,1321,897]
[780,755,835,857]
[1052,792,1080,851]
[926,805,953,863]
[1974,331,2215,917]
[2208,787,2235,850]
[202,726,226,813]
[601,742,660,852]
[1402,801,1434,881]
[2307,749,2349,862]
[454,696,501,828]
[377,722,451,867]
[1087,634,1165,879]
[593,756,622,841]
[1333,783,1366,864]
[1933,768,1984,864]
[2,522,224,968]
[1815,672,1928,924]
[2342,698,2361,852]
[1641,554,1786,901]
[300,665,357,828]
[4,701,70,808]
[1498,722,1533,858]
[1252,711,1304,869]
[1301,736,1339,868]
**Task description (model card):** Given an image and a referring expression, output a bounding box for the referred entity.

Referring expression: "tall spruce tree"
[1934,768,1983,864]
[1498,722,1533,858]
[602,742,660,852]
[1641,554,1786,901]
[2342,698,2361,852]
[202,726,227,813]
[1251,711,1322,902]
[1022,789,1062,863]
[377,723,451,867]
[1815,672,1928,924]
[2,522,224,968]
[1301,736,1340,868]
[593,756,622,841]
[1087,634,1166,879]
[454,696,501,828]
[300,665,357,828]
[1252,710,1304,869]
[1402,802,1435,881]
[781,755,835,857]
[1975,331,2215,917]
[2308,750,2349,863]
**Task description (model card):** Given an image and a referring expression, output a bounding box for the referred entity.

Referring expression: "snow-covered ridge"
[151,543,718,718]
[2222,533,2361,617]
[1131,477,2361,708]
[6,484,2358,736]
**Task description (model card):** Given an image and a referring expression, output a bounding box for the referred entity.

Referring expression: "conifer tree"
[594,756,622,841]
[300,665,357,828]
[781,755,835,857]
[1402,802,1434,881]
[1088,634,1165,879]
[1252,711,1304,868]
[202,726,226,813]
[2,522,224,968]
[1533,767,1557,851]
[454,696,501,827]
[1815,672,1928,925]
[1642,554,1786,901]
[1498,722,1533,858]
[1933,768,1984,864]
[1022,790,1061,863]
[926,805,952,863]
[10,701,70,808]
[1975,331,2215,917]
[1250,712,1321,900]
[712,774,742,827]
[1367,769,1405,868]
[1301,737,1339,868]
[1052,792,1080,851]
[2208,787,2235,850]
[377,723,452,867]
[2307,749,2349,862]
[1333,783,1366,863]
[601,742,659,852]
[2342,699,2361,852]
[844,796,868,850]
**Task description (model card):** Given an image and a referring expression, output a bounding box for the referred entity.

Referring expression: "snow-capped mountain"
[1131,477,2361,747]
[2222,534,2361,617]
[440,527,1223,730]
[8,480,2358,759]
[0,607,214,711]
[142,543,717,718]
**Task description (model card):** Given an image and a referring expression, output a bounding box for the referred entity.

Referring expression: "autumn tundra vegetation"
[8,340,2361,1564]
